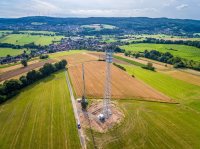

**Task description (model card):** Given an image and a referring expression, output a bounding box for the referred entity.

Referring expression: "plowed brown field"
[69,60,171,102]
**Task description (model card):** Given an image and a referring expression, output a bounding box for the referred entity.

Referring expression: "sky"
[0,0,199,19]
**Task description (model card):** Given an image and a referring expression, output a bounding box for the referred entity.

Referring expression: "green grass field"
[132,34,200,41]
[121,43,200,62]
[0,31,12,37]
[19,31,56,35]
[87,99,200,149]
[123,65,200,100]
[0,48,28,57]
[0,71,80,149]
[0,34,64,46]
[114,55,145,67]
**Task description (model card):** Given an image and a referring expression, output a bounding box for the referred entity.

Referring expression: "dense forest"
[0,17,200,35]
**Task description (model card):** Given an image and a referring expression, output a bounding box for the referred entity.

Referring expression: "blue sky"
[0,0,199,19]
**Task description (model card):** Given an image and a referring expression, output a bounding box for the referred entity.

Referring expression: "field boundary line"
[65,70,86,149]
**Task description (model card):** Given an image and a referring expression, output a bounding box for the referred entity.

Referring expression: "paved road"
[65,70,86,149]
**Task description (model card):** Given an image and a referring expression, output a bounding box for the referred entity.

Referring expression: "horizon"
[0,0,199,19]
[0,16,200,21]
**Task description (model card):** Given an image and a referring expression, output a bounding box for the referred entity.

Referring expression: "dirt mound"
[79,100,124,133]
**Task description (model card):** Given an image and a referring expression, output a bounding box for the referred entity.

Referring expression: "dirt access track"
[68,54,171,102]
[0,59,55,82]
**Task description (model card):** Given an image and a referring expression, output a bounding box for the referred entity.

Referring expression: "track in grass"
[0,71,81,149]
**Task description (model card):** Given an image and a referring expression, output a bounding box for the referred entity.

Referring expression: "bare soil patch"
[69,60,171,102]
[78,100,124,133]
[0,59,55,82]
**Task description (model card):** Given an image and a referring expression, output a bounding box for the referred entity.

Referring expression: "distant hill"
[0,16,200,35]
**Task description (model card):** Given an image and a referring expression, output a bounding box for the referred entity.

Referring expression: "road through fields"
[65,70,86,149]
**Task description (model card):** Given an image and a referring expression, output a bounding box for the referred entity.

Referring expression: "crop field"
[0,34,64,46]
[49,50,88,59]
[68,58,171,101]
[120,43,200,62]
[115,54,200,86]
[0,59,55,82]
[162,70,200,86]
[0,71,80,149]
[0,48,28,57]
[85,63,200,149]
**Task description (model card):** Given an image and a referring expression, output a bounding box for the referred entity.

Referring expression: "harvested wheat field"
[60,53,98,66]
[163,70,200,86]
[69,61,171,102]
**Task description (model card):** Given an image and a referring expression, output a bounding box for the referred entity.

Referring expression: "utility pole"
[98,49,113,120]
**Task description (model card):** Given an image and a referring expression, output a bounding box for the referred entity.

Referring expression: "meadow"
[0,34,64,46]
[121,43,200,62]
[87,99,200,149]
[0,71,80,149]
[0,48,28,57]
[19,30,56,35]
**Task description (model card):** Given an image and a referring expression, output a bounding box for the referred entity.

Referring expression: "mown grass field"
[86,61,200,149]
[19,31,56,35]
[0,71,80,149]
[121,43,200,62]
[133,34,200,41]
[0,48,28,57]
[87,99,200,149]
[123,65,200,101]
[0,34,64,46]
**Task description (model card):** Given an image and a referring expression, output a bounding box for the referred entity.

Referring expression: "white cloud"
[69,8,158,17]
[176,4,189,10]
[0,0,199,19]
[27,0,61,13]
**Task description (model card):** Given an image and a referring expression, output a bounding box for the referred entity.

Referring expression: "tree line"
[131,38,200,49]
[0,42,48,50]
[129,50,200,71]
[0,60,67,104]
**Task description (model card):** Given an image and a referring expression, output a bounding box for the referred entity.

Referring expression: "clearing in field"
[0,71,80,149]
[69,60,171,102]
